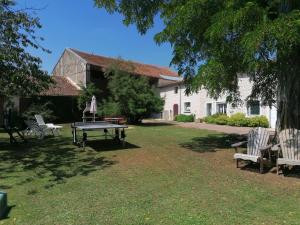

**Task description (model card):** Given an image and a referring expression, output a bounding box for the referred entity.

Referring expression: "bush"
[203,113,227,124]
[175,114,195,122]
[227,113,249,127]
[98,98,121,117]
[203,113,269,127]
[215,114,229,125]
[247,116,269,128]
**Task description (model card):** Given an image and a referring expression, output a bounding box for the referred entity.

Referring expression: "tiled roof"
[70,48,178,79]
[41,76,80,96]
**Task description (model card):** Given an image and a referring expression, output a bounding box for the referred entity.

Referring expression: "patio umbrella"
[90,95,97,122]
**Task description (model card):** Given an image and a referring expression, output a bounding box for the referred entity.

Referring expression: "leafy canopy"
[94,0,300,102]
[0,0,52,97]
[100,64,164,123]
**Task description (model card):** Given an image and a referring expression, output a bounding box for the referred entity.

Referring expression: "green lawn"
[1,123,300,225]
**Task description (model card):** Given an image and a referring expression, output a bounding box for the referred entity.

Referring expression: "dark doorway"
[173,104,179,118]
[0,96,4,126]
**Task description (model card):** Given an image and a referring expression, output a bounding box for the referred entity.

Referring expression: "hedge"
[175,114,195,122]
[203,113,269,128]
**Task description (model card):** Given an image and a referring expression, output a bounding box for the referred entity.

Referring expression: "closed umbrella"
[90,95,97,122]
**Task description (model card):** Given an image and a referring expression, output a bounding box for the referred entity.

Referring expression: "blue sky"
[17,0,174,73]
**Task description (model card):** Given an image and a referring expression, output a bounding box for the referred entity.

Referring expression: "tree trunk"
[276,71,300,131]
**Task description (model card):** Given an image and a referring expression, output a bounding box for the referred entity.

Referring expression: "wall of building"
[52,49,87,86]
[159,76,277,128]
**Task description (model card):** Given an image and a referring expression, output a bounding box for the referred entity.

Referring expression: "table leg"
[72,127,77,144]
[121,128,126,147]
[115,128,120,142]
[82,131,87,150]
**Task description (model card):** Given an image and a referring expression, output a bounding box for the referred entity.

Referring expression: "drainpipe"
[179,84,182,114]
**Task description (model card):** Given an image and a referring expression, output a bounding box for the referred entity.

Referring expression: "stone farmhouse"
[51,48,179,91]
[1,48,277,128]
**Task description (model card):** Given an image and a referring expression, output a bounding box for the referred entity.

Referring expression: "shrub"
[215,114,229,125]
[247,116,269,128]
[175,114,195,122]
[204,112,269,128]
[227,113,249,127]
[98,98,121,117]
[203,113,227,124]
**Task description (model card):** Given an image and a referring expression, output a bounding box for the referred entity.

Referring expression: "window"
[174,87,178,94]
[206,103,212,116]
[217,103,227,114]
[184,102,191,113]
[247,100,260,115]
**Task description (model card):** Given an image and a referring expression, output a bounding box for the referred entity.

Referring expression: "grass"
[1,123,300,224]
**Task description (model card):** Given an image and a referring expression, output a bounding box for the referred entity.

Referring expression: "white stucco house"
[158,74,277,128]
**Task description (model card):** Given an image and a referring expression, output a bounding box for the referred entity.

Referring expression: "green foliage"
[227,113,250,127]
[104,64,164,123]
[204,113,269,128]
[175,114,194,122]
[204,113,227,124]
[0,0,52,97]
[22,102,56,121]
[77,83,101,110]
[94,0,300,130]
[98,98,121,117]
[214,114,229,125]
[247,115,269,128]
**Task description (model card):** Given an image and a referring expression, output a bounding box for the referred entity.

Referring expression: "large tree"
[99,64,164,123]
[94,0,300,131]
[0,0,52,98]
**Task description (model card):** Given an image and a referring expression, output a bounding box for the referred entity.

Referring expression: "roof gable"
[41,76,80,96]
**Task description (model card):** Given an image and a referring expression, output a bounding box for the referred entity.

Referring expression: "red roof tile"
[70,48,178,79]
[41,76,80,96]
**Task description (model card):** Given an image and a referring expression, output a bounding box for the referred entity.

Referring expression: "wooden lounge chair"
[277,129,300,175]
[232,127,271,173]
[34,115,62,136]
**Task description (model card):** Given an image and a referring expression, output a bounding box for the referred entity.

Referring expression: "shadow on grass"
[179,133,244,153]
[136,122,175,127]
[0,133,139,190]
[238,161,273,174]
[274,166,300,178]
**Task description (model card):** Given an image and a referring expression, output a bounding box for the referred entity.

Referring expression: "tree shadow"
[136,122,175,127]
[0,135,121,190]
[179,133,244,153]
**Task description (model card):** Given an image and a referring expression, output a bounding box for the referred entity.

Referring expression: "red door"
[173,104,179,117]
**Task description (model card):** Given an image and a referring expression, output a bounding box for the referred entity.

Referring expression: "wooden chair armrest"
[231,141,247,148]
[259,144,273,152]
[271,144,280,151]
